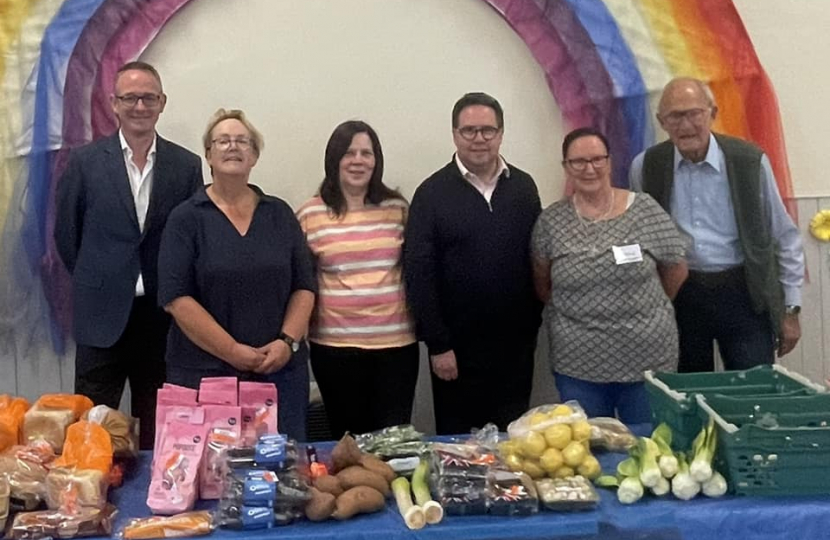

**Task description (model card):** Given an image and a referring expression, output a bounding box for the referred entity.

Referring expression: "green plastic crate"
[696,393,830,496]
[644,365,826,450]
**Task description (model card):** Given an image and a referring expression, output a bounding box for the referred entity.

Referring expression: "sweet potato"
[359,455,395,483]
[313,474,344,496]
[331,434,362,472]
[332,486,385,520]
[305,487,336,522]
[336,466,390,497]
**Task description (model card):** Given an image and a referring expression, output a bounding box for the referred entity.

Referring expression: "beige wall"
[734,0,830,198]
[145,0,830,201]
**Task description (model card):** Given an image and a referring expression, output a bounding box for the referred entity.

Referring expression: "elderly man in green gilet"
[629,77,804,373]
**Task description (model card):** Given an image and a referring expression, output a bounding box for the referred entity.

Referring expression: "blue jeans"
[553,372,652,424]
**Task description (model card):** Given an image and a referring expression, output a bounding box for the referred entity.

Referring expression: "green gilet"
[640,133,784,334]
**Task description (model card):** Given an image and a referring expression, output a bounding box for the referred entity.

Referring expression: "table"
[102,438,830,540]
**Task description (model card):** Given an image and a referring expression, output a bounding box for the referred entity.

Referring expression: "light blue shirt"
[629,134,804,306]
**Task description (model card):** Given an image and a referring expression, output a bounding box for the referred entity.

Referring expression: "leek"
[392,477,425,530]
[411,460,443,524]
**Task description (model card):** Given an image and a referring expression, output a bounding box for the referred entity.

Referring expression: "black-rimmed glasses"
[456,126,501,141]
[115,93,162,108]
[563,155,610,171]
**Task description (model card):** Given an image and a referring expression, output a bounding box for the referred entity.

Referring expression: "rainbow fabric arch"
[0,0,792,355]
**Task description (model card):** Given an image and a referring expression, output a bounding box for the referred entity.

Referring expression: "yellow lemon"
[504,453,524,472]
[571,419,592,442]
[577,455,602,480]
[543,423,572,450]
[498,440,519,456]
[519,431,547,459]
[539,447,565,473]
[528,411,549,427]
[552,466,575,479]
[522,459,546,479]
[562,441,587,468]
[549,404,575,418]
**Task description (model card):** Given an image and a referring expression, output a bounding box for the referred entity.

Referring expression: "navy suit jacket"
[55,133,203,348]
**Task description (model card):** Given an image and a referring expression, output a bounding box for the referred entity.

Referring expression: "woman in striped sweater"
[297,121,419,438]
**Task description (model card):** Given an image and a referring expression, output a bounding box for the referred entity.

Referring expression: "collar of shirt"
[195,183,275,206]
[119,129,157,168]
[454,153,510,184]
[673,133,722,173]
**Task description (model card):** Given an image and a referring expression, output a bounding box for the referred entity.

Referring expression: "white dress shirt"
[454,153,509,209]
[119,130,157,297]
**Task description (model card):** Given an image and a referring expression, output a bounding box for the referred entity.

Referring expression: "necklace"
[572,189,615,255]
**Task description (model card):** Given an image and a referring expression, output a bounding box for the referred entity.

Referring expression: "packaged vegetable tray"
[695,393,830,496]
[645,365,826,450]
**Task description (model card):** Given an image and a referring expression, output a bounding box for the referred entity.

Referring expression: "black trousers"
[75,295,168,450]
[310,342,420,439]
[674,268,775,373]
[431,337,536,435]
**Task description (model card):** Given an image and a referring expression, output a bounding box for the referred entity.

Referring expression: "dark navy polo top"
[158,184,316,372]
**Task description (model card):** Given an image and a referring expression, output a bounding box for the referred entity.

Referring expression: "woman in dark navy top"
[158,108,316,440]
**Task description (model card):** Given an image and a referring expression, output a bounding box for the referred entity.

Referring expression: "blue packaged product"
[255,442,286,467]
[239,506,274,529]
[243,479,277,506]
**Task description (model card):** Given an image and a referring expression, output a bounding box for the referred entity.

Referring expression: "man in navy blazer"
[55,62,203,448]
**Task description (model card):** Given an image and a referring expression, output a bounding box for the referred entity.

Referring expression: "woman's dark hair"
[319,120,404,216]
[561,127,610,160]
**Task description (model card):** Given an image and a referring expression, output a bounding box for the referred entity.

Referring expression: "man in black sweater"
[404,92,542,434]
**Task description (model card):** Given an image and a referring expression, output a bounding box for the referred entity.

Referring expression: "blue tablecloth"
[103,432,830,540]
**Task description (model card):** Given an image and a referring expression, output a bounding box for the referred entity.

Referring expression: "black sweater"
[403,159,543,356]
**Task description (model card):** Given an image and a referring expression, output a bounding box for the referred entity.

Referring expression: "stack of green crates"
[645,365,824,450]
[696,393,830,496]
[644,365,829,496]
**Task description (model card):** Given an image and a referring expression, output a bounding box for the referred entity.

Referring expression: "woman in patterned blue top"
[531,127,688,423]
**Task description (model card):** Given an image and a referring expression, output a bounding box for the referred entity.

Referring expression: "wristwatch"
[278,332,300,353]
[784,305,801,316]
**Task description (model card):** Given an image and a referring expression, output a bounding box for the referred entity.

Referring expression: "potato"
[331,434,362,473]
[305,487,336,522]
[332,486,385,520]
[313,475,344,496]
[337,466,390,497]
[359,455,395,484]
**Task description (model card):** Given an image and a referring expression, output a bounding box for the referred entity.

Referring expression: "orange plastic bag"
[35,394,94,419]
[52,421,113,474]
[0,396,30,452]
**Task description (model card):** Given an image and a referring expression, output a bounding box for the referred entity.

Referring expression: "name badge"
[612,244,643,265]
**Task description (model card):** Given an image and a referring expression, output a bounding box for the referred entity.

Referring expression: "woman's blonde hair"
[202,108,264,157]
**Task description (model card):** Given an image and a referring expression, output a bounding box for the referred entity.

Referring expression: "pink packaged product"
[147,408,206,515]
[199,404,242,499]
[160,385,198,403]
[153,406,200,469]
[239,382,278,445]
[153,387,199,460]
[198,377,238,406]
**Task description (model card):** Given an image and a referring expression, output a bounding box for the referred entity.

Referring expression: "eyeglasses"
[456,126,501,141]
[211,137,252,151]
[563,155,609,171]
[115,93,162,108]
[660,108,710,127]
